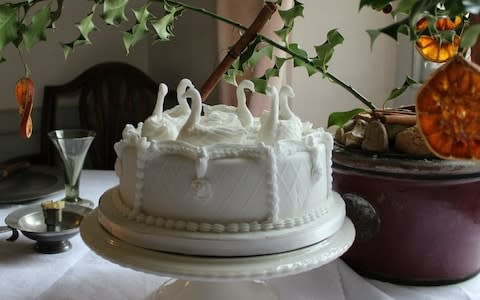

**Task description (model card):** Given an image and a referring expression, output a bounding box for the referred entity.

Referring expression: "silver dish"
[1,203,93,254]
[0,165,64,204]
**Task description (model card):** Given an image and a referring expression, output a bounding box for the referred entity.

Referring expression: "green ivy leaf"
[327,108,366,128]
[286,43,318,76]
[251,77,268,94]
[274,55,289,69]
[102,0,129,25]
[313,29,344,72]
[393,0,417,15]
[223,60,242,86]
[384,75,419,105]
[265,65,280,78]
[22,4,51,50]
[76,13,97,44]
[367,18,410,47]
[62,36,90,60]
[461,24,480,49]
[246,44,273,68]
[239,38,261,71]
[0,6,18,56]
[445,0,469,16]
[287,43,308,66]
[275,1,304,41]
[151,2,184,41]
[123,4,151,53]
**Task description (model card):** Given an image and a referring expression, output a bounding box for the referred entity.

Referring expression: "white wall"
[291,0,398,128]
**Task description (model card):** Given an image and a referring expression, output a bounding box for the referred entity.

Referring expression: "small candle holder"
[41,200,65,232]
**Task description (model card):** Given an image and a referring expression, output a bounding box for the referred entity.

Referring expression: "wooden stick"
[374,111,417,126]
[199,2,277,101]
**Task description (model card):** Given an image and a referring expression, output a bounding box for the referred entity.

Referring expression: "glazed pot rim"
[333,146,480,180]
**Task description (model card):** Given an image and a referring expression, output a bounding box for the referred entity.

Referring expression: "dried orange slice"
[414,16,462,63]
[417,55,480,160]
[415,16,462,32]
[415,34,460,63]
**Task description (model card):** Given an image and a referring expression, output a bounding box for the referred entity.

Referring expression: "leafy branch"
[0,0,378,110]
[3,0,480,113]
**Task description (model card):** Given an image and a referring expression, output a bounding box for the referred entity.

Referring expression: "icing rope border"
[113,189,329,234]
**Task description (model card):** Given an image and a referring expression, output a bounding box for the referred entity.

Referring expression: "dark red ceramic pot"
[333,147,480,285]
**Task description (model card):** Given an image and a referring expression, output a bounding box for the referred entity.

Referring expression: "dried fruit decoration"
[416,55,480,159]
[415,16,462,63]
[15,76,35,138]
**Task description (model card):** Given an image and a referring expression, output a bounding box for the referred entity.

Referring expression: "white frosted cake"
[97,80,346,256]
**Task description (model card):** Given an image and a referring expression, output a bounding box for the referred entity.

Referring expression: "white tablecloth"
[1,170,480,300]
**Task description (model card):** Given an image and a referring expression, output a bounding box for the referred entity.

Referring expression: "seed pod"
[15,77,35,138]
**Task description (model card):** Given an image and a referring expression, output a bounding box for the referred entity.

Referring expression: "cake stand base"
[81,211,355,299]
[152,279,277,300]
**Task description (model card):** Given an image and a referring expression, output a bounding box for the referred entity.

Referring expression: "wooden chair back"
[40,62,175,169]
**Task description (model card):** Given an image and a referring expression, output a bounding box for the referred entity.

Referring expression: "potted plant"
[1,0,480,285]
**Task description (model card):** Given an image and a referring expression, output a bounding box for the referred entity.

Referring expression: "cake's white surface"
[97,187,346,256]
[99,82,345,256]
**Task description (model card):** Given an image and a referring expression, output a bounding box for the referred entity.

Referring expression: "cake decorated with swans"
[96,79,346,256]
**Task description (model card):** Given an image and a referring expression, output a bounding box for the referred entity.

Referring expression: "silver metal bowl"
[1,203,93,254]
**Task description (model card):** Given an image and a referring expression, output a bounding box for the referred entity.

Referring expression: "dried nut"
[355,112,373,122]
[335,127,346,145]
[385,123,409,142]
[361,119,389,153]
[351,119,368,138]
[343,119,355,132]
[395,126,435,157]
[344,131,363,148]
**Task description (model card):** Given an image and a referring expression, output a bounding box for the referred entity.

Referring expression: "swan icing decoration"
[258,85,303,145]
[142,83,179,141]
[177,87,248,146]
[202,80,255,129]
[279,85,307,135]
[236,80,255,128]
[257,86,280,145]
[164,78,194,128]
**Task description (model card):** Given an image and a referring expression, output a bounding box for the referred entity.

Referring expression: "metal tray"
[0,165,64,204]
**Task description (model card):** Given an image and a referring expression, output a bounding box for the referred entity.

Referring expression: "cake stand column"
[153,279,277,300]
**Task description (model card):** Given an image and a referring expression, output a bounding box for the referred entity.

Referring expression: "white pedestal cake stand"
[80,211,355,300]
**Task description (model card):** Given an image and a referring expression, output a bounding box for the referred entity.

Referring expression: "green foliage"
[327,108,366,128]
[384,76,419,106]
[313,29,344,73]
[461,24,480,49]
[0,6,18,62]
[123,4,151,53]
[22,4,50,50]
[2,0,480,115]
[77,12,97,44]
[152,1,184,42]
[102,0,129,25]
[275,0,304,42]
[62,4,98,59]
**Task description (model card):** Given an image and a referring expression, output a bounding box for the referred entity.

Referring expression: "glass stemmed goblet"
[48,129,96,207]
